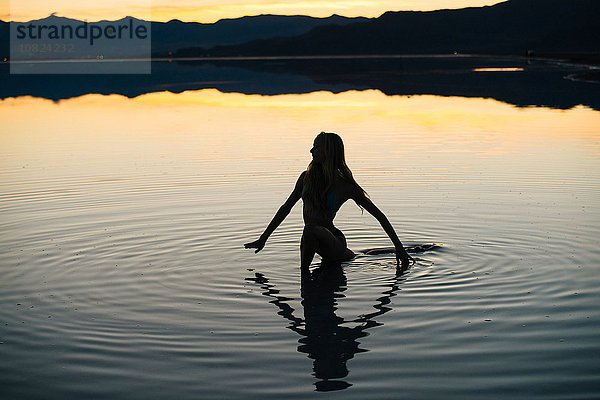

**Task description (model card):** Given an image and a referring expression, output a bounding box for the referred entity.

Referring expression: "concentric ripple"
[2,88,600,399]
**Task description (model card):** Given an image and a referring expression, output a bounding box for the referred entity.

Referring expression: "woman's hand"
[244,237,266,254]
[395,246,415,272]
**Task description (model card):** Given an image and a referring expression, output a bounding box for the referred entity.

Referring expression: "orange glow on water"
[1,90,598,171]
[473,68,525,72]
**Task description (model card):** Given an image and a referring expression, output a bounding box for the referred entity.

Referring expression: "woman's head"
[303,132,366,215]
[310,132,345,167]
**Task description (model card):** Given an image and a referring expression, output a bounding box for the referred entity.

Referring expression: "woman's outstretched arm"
[352,189,414,270]
[244,171,305,253]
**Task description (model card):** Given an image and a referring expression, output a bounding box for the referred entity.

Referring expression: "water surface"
[1,67,600,398]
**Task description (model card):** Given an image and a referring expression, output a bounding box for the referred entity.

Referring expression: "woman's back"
[302,175,356,228]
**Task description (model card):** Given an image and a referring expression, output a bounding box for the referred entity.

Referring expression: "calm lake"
[1,57,599,399]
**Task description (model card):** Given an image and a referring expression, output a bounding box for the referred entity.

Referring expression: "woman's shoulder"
[297,170,307,183]
[294,170,307,189]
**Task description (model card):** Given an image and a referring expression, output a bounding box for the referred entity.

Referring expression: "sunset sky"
[3,0,505,23]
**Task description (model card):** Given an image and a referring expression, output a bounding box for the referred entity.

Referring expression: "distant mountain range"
[197,0,600,57]
[150,14,369,54]
[0,14,368,59]
[0,0,598,60]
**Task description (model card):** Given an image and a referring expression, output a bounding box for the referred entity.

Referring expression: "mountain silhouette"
[151,14,368,54]
[196,0,599,57]
[2,1,598,60]
[0,14,368,60]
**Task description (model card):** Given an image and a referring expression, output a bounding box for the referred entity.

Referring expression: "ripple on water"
[2,96,600,399]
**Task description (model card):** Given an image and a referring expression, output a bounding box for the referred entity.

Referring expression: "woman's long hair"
[302,132,367,215]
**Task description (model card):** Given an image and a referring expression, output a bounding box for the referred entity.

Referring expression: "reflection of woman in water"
[246,264,405,391]
[244,131,413,271]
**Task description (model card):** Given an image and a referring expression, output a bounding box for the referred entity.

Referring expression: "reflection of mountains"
[1,56,598,110]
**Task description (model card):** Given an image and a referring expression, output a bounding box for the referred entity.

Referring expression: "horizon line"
[0,2,507,24]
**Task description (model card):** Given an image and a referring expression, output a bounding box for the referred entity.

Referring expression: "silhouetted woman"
[244,132,413,270]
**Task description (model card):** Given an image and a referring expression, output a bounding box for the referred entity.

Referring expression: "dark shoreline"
[534,52,600,66]
[4,52,600,67]
[530,53,600,83]
[2,53,599,108]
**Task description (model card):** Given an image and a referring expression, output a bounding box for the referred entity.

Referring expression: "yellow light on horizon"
[2,90,599,195]
[2,89,599,144]
[5,0,506,23]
